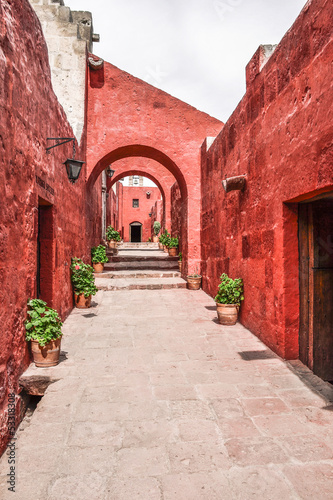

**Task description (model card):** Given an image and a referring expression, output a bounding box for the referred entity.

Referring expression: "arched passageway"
[87,61,223,272]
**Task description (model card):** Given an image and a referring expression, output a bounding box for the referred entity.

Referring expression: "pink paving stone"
[240,397,290,416]
[283,463,333,500]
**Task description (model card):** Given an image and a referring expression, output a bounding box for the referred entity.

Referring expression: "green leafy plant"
[148,237,151,242]
[70,258,98,297]
[25,299,63,347]
[153,221,161,236]
[106,226,121,242]
[178,252,182,262]
[167,236,179,248]
[91,245,108,264]
[159,229,170,246]
[215,273,244,305]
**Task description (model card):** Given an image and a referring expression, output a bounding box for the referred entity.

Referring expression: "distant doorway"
[299,198,333,380]
[130,222,142,242]
[37,198,54,305]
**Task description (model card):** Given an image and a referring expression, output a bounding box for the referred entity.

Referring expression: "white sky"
[64,0,306,122]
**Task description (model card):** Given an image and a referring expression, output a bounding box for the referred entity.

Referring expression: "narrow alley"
[1,248,333,499]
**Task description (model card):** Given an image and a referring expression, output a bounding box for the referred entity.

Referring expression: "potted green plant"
[178,252,182,273]
[167,236,179,257]
[153,221,161,243]
[91,245,108,273]
[25,299,63,367]
[70,258,98,308]
[214,273,244,325]
[163,230,171,253]
[186,270,202,290]
[106,226,121,249]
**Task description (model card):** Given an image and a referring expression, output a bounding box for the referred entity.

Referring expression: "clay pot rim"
[187,275,202,278]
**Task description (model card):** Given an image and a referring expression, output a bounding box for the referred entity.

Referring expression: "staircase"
[95,243,186,290]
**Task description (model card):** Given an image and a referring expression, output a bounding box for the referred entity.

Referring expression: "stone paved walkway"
[1,288,333,499]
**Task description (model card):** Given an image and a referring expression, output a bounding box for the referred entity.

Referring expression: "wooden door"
[299,200,333,380]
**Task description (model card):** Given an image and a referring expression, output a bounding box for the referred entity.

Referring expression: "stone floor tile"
[197,383,241,399]
[170,400,215,420]
[162,471,230,500]
[67,421,123,447]
[106,476,162,500]
[240,397,290,416]
[153,385,198,400]
[115,446,170,477]
[58,446,116,475]
[177,418,222,442]
[283,463,333,499]
[122,419,178,448]
[48,472,107,500]
[168,441,230,473]
[217,417,263,439]
[225,436,290,466]
[210,398,245,419]
[252,414,308,436]
[226,466,299,499]
[277,434,333,462]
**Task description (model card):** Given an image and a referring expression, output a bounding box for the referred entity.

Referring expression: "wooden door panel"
[313,269,333,380]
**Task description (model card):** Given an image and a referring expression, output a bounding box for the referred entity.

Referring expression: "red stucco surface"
[86,60,223,274]
[0,0,101,454]
[201,0,333,359]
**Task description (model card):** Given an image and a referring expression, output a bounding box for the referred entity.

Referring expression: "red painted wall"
[201,0,333,359]
[87,60,223,275]
[171,182,182,242]
[120,186,161,242]
[0,0,101,454]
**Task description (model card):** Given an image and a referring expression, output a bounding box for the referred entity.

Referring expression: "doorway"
[299,199,333,380]
[130,222,142,242]
[37,199,54,305]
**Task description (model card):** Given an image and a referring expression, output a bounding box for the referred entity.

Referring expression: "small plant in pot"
[167,236,179,257]
[153,221,161,243]
[214,273,244,325]
[25,299,63,367]
[106,226,121,249]
[91,245,108,273]
[187,268,202,290]
[178,252,182,273]
[70,257,98,308]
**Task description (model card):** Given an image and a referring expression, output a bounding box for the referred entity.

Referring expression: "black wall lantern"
[106,165,115,178]
[149,212,152,217]
[46,138,85,184]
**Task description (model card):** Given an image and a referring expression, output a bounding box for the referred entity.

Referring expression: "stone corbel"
[88,56,104,70]
[222,175,247,193]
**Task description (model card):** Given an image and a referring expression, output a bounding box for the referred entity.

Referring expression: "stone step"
[96,277,186,291]
[104,261,179,271]
[94,270,181,279]
[119,242,159,249]
[108,255,178,262]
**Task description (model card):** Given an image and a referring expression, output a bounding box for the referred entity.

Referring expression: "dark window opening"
[133,199,139,208]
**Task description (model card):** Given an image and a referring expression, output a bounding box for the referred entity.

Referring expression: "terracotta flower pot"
[178,261,182,273]
[153,235,159,243]
[30,338,61,367]
[216,303,239,325]
[74,293,92,308]
[158,243,163,250]
[168,247,178,257]
[93,262,104,273]
[163,246,168,253]
[187,275,202,290]
[108,240,117,249]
